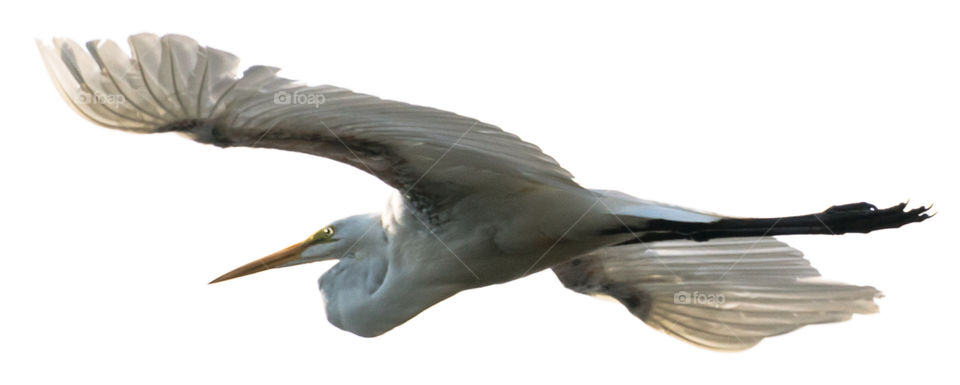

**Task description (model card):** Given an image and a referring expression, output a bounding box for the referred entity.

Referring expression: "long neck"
[318,216,458,337]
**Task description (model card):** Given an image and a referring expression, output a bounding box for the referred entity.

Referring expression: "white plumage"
[38,33,930,350]
[554,236,880,350]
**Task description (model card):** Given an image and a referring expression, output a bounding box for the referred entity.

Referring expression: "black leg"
[615,202,933,244]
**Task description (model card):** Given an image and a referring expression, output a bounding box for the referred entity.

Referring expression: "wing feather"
[38,33,576,216]
[554,237,881,351]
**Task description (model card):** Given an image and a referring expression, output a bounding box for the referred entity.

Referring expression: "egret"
[38,34,931,351]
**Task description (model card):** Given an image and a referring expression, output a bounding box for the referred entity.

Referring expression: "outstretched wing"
[38,34,576,217]
[553,237,881,351]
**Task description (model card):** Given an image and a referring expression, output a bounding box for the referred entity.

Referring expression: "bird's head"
[209,214,380,284]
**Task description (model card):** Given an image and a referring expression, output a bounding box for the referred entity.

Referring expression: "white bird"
[38,34,932,351]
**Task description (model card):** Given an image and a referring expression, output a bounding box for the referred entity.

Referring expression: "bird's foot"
[817,201,933,234]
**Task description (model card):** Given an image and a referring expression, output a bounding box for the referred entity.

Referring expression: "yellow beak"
[209,240,311,284]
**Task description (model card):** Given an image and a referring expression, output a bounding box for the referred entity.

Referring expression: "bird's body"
[327,185,611,336]
[39,34,931,350]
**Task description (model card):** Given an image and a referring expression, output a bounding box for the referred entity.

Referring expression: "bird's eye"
[311,226,336,242]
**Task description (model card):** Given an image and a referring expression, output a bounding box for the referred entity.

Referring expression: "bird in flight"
[38,34,931,351]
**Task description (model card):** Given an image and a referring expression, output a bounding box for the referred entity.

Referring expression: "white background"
[1,1,957,383]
